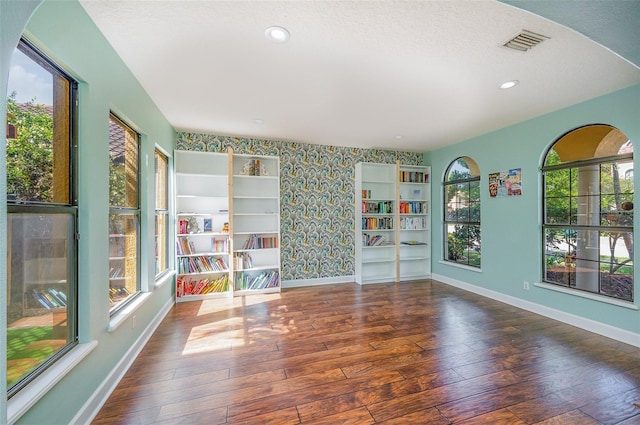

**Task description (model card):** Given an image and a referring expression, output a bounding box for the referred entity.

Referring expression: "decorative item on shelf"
[222,222,229,233]
[186,216,200,234]
[203,218,212,232]
[241,159,269,176]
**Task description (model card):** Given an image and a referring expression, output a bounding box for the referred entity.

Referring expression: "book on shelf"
[242,234,278,249]
[234,252,253,270]
[212,237,228,253]
[400,171,429,183]
[177,255,228,274]
[236,270,279,290]
[363,233,390,246]
[177,274,229,297]
[203,218,212,232]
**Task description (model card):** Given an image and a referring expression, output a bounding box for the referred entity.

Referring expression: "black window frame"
[6,37,79,398]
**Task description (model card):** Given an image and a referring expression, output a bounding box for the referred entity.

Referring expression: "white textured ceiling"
[78,0,640,152]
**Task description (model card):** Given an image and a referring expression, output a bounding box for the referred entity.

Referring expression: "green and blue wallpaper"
[176,132,422,281]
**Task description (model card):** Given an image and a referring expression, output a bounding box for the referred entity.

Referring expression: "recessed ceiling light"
[254,119,264,124]
[395,135,403,139]
[499,80,519,89]
[265,26,290,43]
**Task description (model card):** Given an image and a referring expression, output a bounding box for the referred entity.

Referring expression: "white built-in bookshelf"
[174,149,281,301]
[355,161,431,284]
[398,164,431,280]
[175,150,231,301]
[231,152,281,294]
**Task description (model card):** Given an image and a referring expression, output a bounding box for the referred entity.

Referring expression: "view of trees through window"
[443,157,481,267]
[108,114,140,312]
[543,125,633,302]
[155,150,169,276]
[6,39,77,396]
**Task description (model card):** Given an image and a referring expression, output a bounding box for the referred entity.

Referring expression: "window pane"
[154,151,169,276]
[545,197,570,224]
[155,213,168,275]
[155,151,168,210]
[7,213,75,389]
[109,213,139,310]
[7,43,71,204]
[109,115,138,209]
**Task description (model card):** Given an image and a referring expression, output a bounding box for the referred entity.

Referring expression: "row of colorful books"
[399,171,429,183]
[235,270,279,290]
[362,201,394,214]
[176,275,229,297]
[24,288,67,310]
[177,255,228,274]
[400,216,427,230]
[242,234,278,249]
[399,201,428,214]
[363,234,387,246]
[361,217,393,230]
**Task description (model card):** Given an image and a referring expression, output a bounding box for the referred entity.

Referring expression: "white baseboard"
[71,298,174,425]
[432,273,640,348]
[282,275,354,288]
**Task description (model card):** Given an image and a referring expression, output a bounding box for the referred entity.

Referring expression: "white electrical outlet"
[523,281,530,290]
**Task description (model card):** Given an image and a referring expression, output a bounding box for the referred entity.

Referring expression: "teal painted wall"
[425,84,640,336]
[1,1,176,423]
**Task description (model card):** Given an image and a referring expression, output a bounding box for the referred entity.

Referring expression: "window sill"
[534,281,639,310]
[107,292,153,332]
[438,260,482,273]
[8,341,98,425]
[154,269,175,289]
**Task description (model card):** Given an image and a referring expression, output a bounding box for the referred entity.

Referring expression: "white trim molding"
[432,273,640,348]
[8,341,98,425]
[73,297,174,425]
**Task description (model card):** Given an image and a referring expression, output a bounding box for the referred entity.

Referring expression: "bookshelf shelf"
[355,161,431,284]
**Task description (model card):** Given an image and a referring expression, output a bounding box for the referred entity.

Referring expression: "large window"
[443,157,481,267]
[154,150,169,277]
[109,114,140,312]
[543,124,633,302]
[6,39,78,396]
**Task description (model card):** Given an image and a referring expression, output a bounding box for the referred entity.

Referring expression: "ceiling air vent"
[503,29,549,52]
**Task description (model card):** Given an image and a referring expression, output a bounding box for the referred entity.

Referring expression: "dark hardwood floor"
[93,280,640,424]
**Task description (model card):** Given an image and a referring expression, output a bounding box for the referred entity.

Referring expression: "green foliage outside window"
[6,93,54,202]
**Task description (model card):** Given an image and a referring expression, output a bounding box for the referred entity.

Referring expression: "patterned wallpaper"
[176,132,423,281]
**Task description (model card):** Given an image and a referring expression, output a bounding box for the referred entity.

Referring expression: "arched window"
[443,157,481,267]
[542,124,633,302]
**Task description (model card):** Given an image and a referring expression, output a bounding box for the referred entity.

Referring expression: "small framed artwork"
[203,218,212,232]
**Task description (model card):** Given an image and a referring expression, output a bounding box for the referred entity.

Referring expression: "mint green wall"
[1,1,176,424]
[425,84,640,335]
[0,1,44,420]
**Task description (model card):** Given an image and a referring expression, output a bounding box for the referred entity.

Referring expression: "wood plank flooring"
[93,280,640,424]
